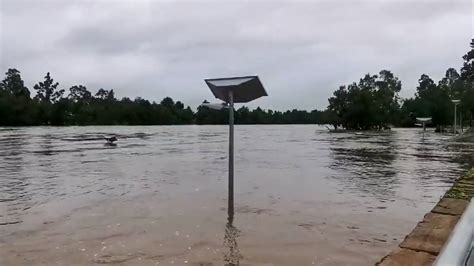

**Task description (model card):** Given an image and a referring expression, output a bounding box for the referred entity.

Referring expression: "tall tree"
[411,74,451,128]
[460,39,474,82]
[33,72,63,103]
[375,70,402,126]
[327,71,402,130]
[328,85,349,129]
[0,68,30,98]
[0,69,34,125]
[68,85,92,103]
[460,39,474,126]
[95,88,115,101]
[161,97,175,109]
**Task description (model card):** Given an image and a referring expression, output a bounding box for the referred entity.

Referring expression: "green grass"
[445,167,474,200]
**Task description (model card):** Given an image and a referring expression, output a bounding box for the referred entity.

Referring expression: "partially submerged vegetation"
[445,168,474,200]
[328,39,474,130]
[1,40,473,127]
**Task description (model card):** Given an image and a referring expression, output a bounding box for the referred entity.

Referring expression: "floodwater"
[0,126,472,266]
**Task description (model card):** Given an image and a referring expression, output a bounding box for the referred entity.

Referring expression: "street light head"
[451,99,461,104]
[202,75,268,217]
[200,102,228,110]
[204,75,268,103]
[416,117,432,123]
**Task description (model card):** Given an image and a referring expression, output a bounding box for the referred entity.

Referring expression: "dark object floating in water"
[103,136,117,145]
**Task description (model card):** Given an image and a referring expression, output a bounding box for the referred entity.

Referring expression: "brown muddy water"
[0,125,473,266]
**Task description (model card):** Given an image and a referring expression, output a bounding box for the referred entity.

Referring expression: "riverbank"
[377,167,474,265]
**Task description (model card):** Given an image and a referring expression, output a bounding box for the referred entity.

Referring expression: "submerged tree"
[327,70,402,130]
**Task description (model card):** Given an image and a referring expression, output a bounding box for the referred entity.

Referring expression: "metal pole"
[454,103,457,135]
[423,122,426,139]
[228,90,234,222]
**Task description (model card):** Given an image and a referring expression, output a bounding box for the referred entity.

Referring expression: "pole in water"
[452,99,460,135]
[454,103,457,135]
[416,117,431,140]
[423,122,426,139]
[203,75,268,222]
[228,90,234,220]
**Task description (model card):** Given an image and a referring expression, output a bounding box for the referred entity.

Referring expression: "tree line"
[0,70,330,126]
[1,39,472,127]
[327,39,474,130]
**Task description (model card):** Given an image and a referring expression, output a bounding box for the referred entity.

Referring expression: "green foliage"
[95,88,115,101]
[194,101,326,125]
[68,85,92,103]
[327,39,474,129]
[1,69,30,98]
[0,69,35,125]
[399,52,474,129]
[327,70,401,130]
[33,72,63,103]
[460,39,474,126]
[0,39,473,127]
[407,73,452,127]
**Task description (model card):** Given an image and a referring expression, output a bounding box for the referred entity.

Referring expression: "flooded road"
[0,125,472,265]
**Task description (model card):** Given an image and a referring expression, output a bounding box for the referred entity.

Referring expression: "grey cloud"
[1,0,472,110]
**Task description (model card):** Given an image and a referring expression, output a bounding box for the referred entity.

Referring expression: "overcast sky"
[0,0,472,110]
